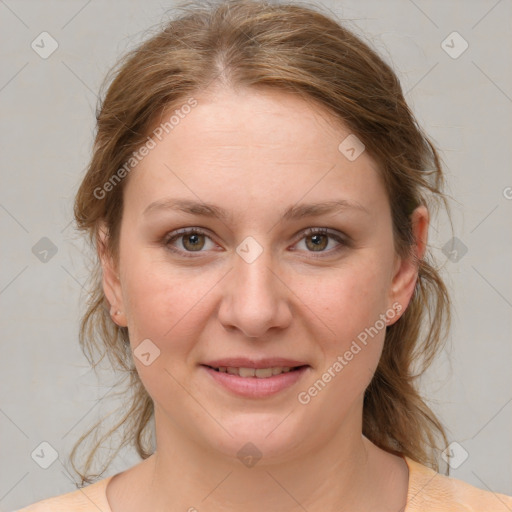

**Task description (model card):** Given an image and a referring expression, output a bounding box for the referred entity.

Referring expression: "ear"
[97,221,127,327]
[387,205,429,325]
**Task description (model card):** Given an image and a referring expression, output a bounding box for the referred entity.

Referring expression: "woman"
[18,0,512,510]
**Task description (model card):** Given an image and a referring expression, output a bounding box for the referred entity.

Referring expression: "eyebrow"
[143,198,370,221]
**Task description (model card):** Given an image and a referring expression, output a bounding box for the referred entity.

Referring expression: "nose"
[217,248,293,339]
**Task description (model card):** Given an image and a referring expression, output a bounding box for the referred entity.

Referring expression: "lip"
[202,357,309,369]
[201,364,310,398]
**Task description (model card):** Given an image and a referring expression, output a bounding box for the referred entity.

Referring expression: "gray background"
[1,0,511,509]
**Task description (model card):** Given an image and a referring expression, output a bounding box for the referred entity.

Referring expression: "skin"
[100,85,428,512]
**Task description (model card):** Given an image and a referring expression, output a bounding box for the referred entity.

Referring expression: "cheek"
[120,250,222,385]
[314,260,390,340]
[121,256,210,405]
[120,245,204,336]
[307,257,391,390]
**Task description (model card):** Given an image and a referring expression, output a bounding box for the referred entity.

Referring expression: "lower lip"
[201,365,310,398]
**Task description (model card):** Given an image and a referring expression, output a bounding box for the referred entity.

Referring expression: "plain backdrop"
[1,0,511,509]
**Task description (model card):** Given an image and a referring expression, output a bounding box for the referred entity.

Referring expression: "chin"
[197,411,308,466]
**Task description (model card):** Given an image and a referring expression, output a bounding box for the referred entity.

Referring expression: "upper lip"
[202,358,309,369]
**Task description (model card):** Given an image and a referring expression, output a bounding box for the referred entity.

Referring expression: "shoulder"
[405,456,512,511]
[14,476,113,512]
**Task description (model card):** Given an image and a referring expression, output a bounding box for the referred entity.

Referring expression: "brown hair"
[71,0,453,484]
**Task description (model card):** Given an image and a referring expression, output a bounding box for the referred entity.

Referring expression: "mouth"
[200,363,310,398]
[203,365,308,378]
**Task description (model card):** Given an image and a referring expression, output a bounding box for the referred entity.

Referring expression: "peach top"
[16,455,512,511]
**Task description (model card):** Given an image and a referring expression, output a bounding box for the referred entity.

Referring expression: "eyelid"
[291,227,348,256]
[163,227,217,255]
[163,226,348,258]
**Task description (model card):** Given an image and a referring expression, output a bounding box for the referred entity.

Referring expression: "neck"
[140,403,387,512]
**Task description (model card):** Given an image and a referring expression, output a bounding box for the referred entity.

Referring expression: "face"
[100,86,426,463]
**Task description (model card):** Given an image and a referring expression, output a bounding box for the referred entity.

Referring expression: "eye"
[163,228,217,257]
[163,227,348,258]
[292,227,347,257]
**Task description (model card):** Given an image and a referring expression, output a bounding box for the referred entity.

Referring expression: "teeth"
[255,368,273,378]
[239,367,256,378]
[215,366,295,377]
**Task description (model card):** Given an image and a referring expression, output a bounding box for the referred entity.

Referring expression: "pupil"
[184,233,204,251]
[308,234,327,251]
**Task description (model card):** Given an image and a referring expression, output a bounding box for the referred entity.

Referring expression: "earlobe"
[387,205,429,325]
[97,221,126,327]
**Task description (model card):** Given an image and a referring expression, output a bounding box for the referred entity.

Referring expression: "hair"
[71,0,454,485]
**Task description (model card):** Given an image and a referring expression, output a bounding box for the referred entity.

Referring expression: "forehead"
[123,87,387,221]
[164,86,349,156]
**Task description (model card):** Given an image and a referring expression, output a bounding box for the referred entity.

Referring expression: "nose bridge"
[218,238,290,337]
[233,241,280,307]
[237,242,276,287]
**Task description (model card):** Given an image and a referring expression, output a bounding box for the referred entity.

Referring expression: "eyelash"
[162,227,348,259]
